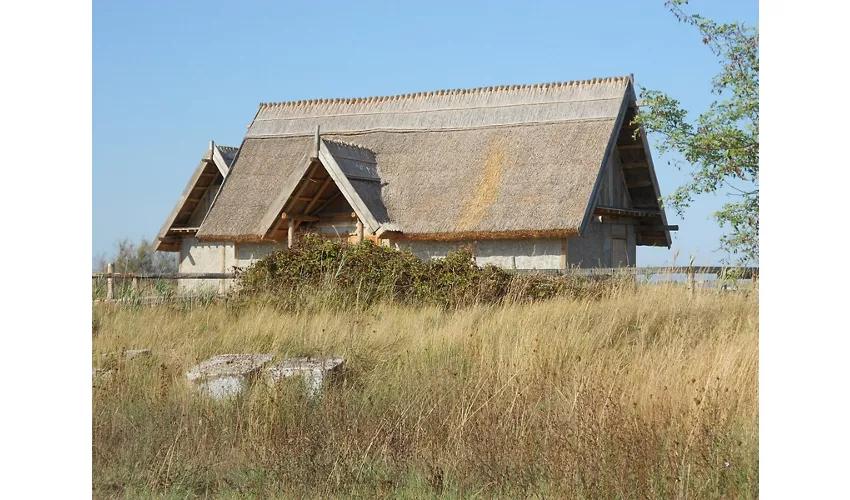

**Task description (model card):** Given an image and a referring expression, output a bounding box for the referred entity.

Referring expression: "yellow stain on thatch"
[455,138,506,232]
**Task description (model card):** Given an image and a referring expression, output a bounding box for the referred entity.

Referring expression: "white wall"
[236,242,284,268]
[178,237,236,293]
[394,239,563,270]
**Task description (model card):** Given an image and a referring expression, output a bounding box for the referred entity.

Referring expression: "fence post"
[132,275,139,294]
[106,263,114,301]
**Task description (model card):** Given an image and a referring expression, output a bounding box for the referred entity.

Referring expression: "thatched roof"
[153,142,237,251]
[193,76,672,245]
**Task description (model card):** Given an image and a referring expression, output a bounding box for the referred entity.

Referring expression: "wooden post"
[131,276,139,294]
[355,219,364,243]
[287,218,295,249]
[106,263,114,301]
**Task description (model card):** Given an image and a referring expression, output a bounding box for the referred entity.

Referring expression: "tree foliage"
[636,0,758,263]
[95,237,178,274]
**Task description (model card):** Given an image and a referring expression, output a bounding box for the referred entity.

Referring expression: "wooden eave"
[154,142,228,252]
[580,78,673,248]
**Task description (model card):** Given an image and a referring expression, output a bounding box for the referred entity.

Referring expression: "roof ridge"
[259,76,631,109]
[215,145,239,151]
[322,138,376,154]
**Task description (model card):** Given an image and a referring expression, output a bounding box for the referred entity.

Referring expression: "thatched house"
[155,76,675,289]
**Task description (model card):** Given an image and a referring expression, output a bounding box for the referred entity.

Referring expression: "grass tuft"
[93,284,758,498]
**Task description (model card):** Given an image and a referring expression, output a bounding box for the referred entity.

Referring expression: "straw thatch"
[194,76,670,243]
[195,137,313,242]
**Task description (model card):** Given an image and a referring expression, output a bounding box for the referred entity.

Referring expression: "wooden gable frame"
[579,78,673,247]
[153,141,235,252]
[258,137,388,244]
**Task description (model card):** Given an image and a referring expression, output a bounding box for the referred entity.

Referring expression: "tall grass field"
[92,284,758,498]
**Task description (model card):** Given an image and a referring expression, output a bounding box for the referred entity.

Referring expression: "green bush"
[236,234,628,309]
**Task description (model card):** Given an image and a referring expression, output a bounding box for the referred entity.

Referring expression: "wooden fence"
[92,262,758,301]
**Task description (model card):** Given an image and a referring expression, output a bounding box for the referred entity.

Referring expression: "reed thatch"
[196,76,644,242]
[196,137,313,242]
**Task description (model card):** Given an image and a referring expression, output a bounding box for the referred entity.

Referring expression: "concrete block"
[186,354,273,398]
[265,357,344,399]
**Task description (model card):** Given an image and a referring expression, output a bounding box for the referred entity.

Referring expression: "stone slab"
[186,354,274,398]
[265,357,344,398]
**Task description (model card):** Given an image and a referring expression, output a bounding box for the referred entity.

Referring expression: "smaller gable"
[257,139,391,242]
[154,141,237,252]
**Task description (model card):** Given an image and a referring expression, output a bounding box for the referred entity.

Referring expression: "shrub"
[235,234,628,309]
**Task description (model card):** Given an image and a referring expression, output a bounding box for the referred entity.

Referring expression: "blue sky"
[93,0,758,267]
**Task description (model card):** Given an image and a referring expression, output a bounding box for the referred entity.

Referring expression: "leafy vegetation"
[636,0,759,263]
[93,237,179,300]
[94,236,178,274]
[236,233,630,309]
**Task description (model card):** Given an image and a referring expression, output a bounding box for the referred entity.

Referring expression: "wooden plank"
[641,225,679,231]
[597,216,639,225]
[602,224,612,267]
[282,213,319,222]
[344,174,381,183]
[595,206,660,218]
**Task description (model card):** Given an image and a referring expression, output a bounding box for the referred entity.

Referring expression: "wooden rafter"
[297,176,334,229]
[309,191,343,216]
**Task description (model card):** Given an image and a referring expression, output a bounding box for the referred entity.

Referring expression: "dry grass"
[92,285,758,498]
